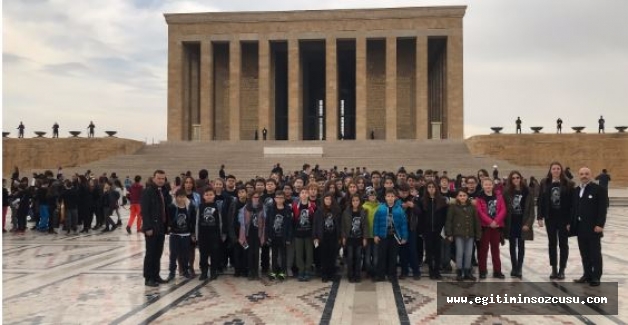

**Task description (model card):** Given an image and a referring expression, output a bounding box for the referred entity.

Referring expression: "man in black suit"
[568,167,608,287]
[141,170,172,287]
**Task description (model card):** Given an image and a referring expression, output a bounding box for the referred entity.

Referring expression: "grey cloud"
[3,52,32,65]
[42,62,90,76]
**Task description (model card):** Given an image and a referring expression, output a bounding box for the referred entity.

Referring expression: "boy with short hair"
[265,191,293,280]
[292,188,316,281]
[373,189,408,281]
[197,187,224,281]
[168,189,196,280]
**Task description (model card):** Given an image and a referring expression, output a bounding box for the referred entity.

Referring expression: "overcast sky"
[2,0,627,141]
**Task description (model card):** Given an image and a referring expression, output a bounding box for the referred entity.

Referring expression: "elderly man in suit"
[568,167,608,287]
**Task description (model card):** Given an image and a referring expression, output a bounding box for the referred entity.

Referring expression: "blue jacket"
[373,200,408,241]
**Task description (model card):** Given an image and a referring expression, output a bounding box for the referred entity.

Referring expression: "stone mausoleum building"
[165,6,465,141]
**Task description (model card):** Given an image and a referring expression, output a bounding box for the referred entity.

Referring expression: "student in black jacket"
[421,181,448,280]
[167,189,196,280]
[398,183,422,280]
[537,162,574,280]
[342,194,367,282]
[231,186,249,277]
[197,186,225,281]
[265,191,293,280]
[313,192,342,282]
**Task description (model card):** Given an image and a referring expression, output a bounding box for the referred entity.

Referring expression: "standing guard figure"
[52,122,59,138]
[515,117,522,134]
[88,121,95,138]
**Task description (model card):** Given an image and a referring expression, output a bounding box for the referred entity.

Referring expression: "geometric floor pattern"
[3,207,628,324]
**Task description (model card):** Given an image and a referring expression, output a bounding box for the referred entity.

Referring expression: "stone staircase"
[58,140,548,181]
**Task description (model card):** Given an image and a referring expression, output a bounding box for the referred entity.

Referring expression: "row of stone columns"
[173,33,463,141]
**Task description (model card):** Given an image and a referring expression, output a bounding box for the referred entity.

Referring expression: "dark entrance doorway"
[272,42,288,140]
[301,41,326,140]
[337,40,356,140]
[428,37,447,139]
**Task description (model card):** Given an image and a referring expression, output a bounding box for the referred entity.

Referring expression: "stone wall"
[2,138,145,176]
[466,133,628,186]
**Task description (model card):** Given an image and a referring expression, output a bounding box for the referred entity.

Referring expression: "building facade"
[165,6,465,141]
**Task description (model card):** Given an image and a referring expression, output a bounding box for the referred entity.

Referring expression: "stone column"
[385,36,397,141]
[447,32,464,139]
[325,37,338,141]
[258,38,271,140]
[415,36,428,140]
[355,37,367,140]
[229,39,241,140]
[200,41,213,141]
[288,38,301,141]
[167,40,183,141]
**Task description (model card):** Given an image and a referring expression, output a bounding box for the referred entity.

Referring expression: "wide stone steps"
[57,140,547,181]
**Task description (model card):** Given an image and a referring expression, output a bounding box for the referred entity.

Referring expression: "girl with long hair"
[503,171,535,278]
[537,162,574,280]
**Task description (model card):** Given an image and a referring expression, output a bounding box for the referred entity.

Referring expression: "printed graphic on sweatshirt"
[488,199,497,218]
[351,216,362,237]
[299,209,310,228]
[203,207,216,226]
[324,213,334,232]
[512,194,523,215]
[273,214,284,236]
[176,212,188,229]
[264,197,274,208]
[551,186,561,209]
[251,212,259,228]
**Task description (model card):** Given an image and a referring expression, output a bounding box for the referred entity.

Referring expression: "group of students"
[154,162,551,284]
[2,170,128,235]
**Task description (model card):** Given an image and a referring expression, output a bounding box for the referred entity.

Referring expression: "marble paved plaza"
[2,207,627,325]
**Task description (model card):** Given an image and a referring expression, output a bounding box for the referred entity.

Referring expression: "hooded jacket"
[476,190,507,228]
[373,200,408,241]
[362,200,380,239]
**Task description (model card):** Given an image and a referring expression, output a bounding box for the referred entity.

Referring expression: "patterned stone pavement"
[2,207,627,324]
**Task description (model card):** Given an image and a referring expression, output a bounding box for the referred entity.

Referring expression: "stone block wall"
[466,133,628,186]
[2,138,145,176]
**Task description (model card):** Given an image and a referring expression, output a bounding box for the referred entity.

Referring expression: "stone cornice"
[164,6,467,25]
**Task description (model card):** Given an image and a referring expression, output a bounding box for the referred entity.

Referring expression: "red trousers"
[479,227,502,273]
[2,206,7,230]
[127,204,142,230]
